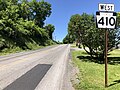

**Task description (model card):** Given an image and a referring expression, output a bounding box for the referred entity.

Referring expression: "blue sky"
[43,0,120,42]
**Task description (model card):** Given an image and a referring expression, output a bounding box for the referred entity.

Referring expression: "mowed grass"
[72,49,120,90]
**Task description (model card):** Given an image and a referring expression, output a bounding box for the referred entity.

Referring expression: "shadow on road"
[3,64,52,90]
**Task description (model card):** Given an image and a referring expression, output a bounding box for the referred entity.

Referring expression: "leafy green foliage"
[44,24,55,39]
[29,0,51,27]
[65,13,120,60]
[72,50,120,90]
[63,34,69,44]
[0,0,55,53]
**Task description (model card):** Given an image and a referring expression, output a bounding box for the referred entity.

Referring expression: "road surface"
[0,44,70,90]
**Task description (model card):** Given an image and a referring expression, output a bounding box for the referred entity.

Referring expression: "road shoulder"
[62,46,80,90]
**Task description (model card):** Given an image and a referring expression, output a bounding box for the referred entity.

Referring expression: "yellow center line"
[0,48,52,69]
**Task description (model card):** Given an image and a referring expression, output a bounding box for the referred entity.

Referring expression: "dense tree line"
[0,0,55,52]
[64,13,120,61]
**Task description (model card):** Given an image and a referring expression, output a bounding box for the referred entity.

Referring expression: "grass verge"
[0,40,56,56]
[0,45,44,56]
[72,50,120,90]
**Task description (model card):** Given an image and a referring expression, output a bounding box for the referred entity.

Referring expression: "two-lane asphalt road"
[0,44,70,90]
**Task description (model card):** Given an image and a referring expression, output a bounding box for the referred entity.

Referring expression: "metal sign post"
[105,29,108,87]
[96,3,116,88]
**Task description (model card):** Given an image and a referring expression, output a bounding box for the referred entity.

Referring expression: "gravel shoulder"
[62,46,80,90]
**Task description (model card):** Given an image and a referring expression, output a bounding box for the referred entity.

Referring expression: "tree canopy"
[0,0,55,52]
[45,24,55,40]
[64,13,120,61]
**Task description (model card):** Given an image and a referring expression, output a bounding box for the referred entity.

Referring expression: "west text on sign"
[99,4,114,12]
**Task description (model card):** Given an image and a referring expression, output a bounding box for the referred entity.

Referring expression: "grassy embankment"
[0,40,56,56]
[72,49,120,90]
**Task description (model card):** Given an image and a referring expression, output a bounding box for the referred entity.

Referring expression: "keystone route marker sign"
[96,12,117,29]
[96,4,116,29]
[96,3,117,88]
